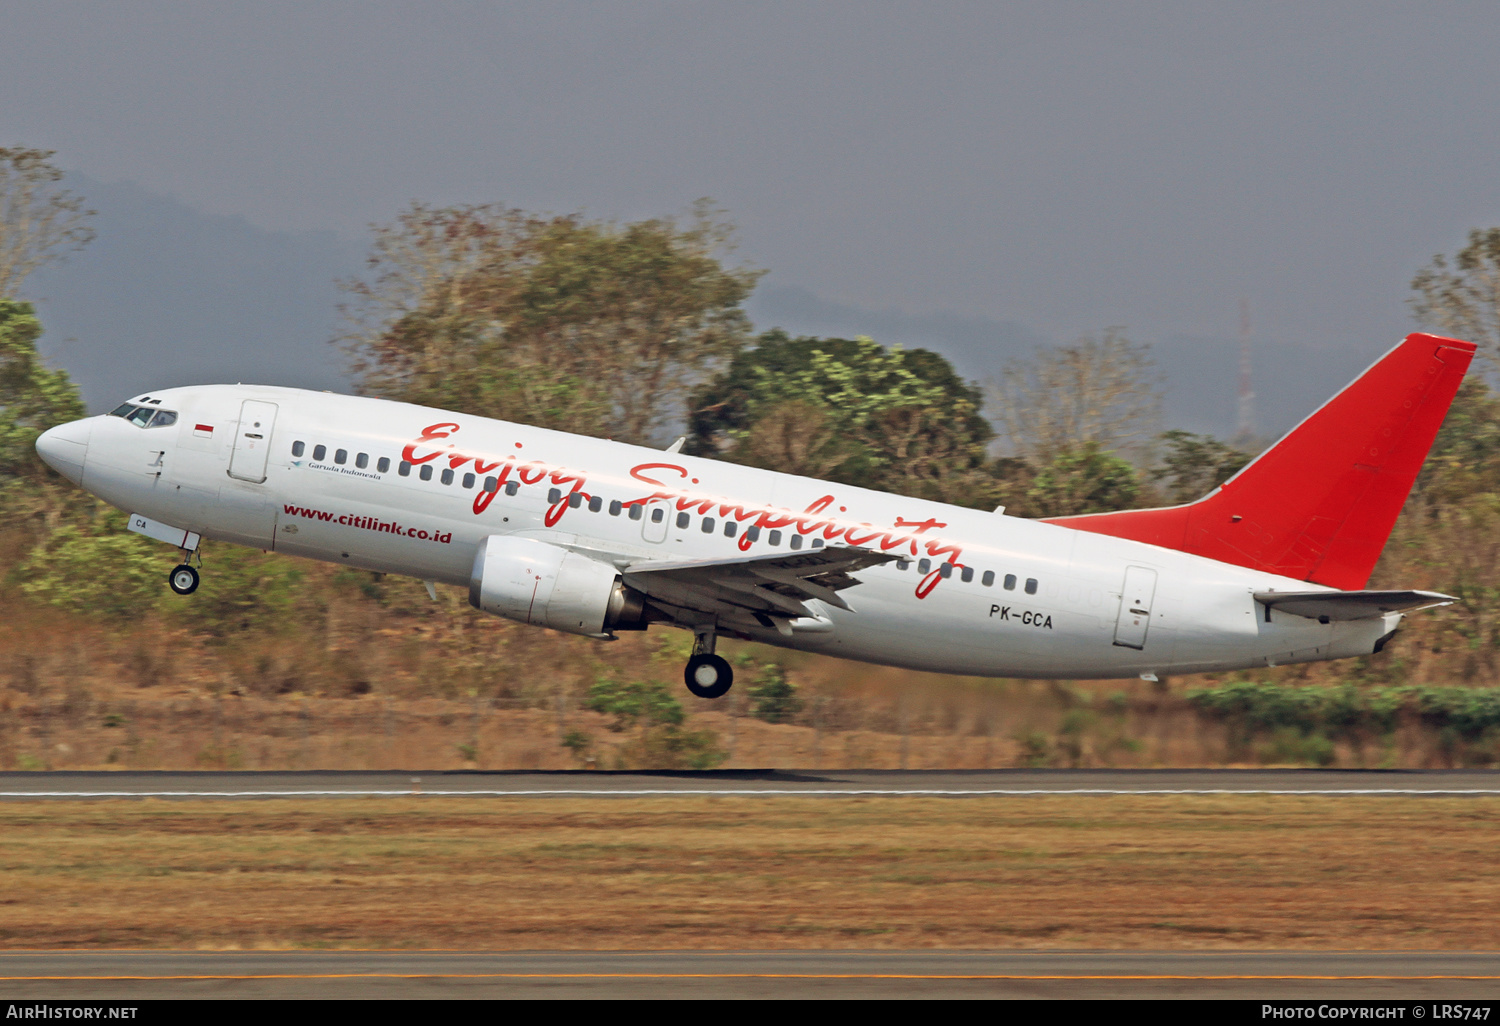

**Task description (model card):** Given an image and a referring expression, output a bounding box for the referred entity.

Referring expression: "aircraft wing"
[1254,589,1456,622]
[623,544,898,624]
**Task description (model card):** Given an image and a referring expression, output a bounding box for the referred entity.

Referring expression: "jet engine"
[468,535,649,637]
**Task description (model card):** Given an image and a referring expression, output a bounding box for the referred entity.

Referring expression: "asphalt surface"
[1,950,1499,998]
[2,768,1499,797]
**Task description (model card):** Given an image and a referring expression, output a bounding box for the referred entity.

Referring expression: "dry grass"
[1,796,1497,950]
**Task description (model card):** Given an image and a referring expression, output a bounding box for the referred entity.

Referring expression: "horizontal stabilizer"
[1255,589,1455,622]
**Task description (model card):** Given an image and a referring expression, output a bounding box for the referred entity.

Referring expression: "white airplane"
[34,332,1471,698]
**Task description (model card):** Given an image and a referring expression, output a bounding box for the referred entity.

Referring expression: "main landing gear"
[684,625,733,699]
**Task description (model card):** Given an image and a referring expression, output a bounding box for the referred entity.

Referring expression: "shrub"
[633,724,726,770]
[584,677,684,731]
[747,664,803,723]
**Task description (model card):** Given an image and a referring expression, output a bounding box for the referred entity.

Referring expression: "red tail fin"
[1044,333,1476,589]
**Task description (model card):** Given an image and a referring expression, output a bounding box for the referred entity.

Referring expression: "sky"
[5,1,1499,436]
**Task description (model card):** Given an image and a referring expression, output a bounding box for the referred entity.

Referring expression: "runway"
[1,767,1499,797]
[2,950,1499,998]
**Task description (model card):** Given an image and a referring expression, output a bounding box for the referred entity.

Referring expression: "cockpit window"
[110,402,179,428]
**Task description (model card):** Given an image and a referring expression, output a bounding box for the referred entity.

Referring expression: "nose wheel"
[168,564,200,595]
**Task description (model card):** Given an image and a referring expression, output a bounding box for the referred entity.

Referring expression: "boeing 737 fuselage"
[33,332,1473,697]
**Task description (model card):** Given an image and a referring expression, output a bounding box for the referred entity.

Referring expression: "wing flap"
[624,544,897,620]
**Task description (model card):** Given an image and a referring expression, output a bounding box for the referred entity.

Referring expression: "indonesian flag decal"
[194,424,214,437]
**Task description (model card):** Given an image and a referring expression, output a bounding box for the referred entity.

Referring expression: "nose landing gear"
[683,625,733,699]
[168,564,200,595]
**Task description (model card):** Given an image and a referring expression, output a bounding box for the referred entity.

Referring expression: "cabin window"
[1004,574,1016,591]
[723,521,737,538]
[768,530,782,546]
[461,472,475,489]
[896,560,909,570]
[440,468,454,485]
[702,517,715,533]
[651,507,664,523]
[629,504,643,521]
[746,525,761,541]
[1025,578,1038,595]
[503,480,517,496]
[789,534,803,550]
[548,488,561,504]
[377,457,390,473]
[419,464,433,481]
[398,461,411,477]
[291,441,305,457]
[483,477,498,493]
[811,538,824,548]
[981,570,995,587]
[589,495,602,512]
[939,562,952,578]
[918,558,931,574]
[149,411,177,428]
[335,449,347,465]
[609,500,622,516]
[569,492,583,508]
[676,511,690,529]
[313,444,327,461]
[961,566,974,583]
[356,453,369,469]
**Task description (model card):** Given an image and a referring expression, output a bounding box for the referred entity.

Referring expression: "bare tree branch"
[989,328,1162,462]
[0,149,95,298]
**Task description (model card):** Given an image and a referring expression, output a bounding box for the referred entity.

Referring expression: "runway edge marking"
[3,788,1500,798]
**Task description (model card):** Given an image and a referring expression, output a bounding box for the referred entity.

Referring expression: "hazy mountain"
[26,175,1378,443]
[26,174,362,413]
[748,282,1378,442]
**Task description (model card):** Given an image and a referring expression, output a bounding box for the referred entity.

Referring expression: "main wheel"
[168,564,200,595]
[684,653,733,699]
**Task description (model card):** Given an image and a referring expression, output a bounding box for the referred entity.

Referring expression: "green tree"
[1026,443,1141,518]
[687,331,1000,505]
[19,507,305,632]
[341,200,762,443]
[1416,376,1500,502]
[0,148,96,297]
[1152,430,1253,505]
[0,300,86,509]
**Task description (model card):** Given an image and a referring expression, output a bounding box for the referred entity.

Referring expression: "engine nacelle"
[467,535,649,637]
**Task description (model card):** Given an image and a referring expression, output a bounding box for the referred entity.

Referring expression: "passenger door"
[642,503,669,543]
[1113,566,1157,650]
[228,400,279,483]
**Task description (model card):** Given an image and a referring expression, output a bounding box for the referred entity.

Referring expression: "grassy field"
[1,795,1497,951]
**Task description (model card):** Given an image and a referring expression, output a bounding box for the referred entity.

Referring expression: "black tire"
[168,564,200,595]
[684,653,734,699]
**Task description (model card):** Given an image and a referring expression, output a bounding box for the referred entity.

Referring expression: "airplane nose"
[35,419,91,486]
